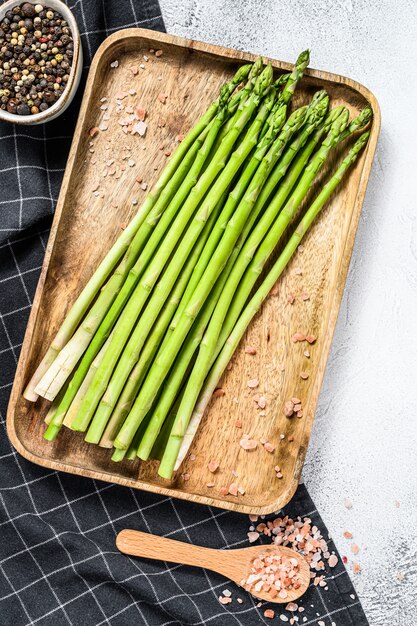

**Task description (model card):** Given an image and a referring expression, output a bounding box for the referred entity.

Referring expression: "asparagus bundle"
[27,51,372,481]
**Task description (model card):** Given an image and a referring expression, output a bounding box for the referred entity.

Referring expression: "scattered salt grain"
[264,442,275,453]
[110,60,119,68]
[328,554,338,568]
[247,378,259,388]
[351,544,359,555]
[132,121,147,137]
[239,437,257,450]
[292,333,306,343]
[344,498,353,509]
[247,531,259,543]
[245,345,257,355]
[264,609,275,619]
[158,92,167,104]
[257,396,267,409]
[218,595,232,604]
[208,461,219,473]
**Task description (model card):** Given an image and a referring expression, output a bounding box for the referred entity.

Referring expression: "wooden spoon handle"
[116,529,220,571]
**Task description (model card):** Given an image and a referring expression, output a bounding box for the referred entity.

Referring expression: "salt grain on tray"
[257,395,267,409]
[208,461,219,473]
[239,435,257,450]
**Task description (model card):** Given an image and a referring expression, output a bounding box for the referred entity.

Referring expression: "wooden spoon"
[116,529,310,603]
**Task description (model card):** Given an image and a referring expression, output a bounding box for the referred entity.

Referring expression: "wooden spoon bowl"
[116,529,310,603]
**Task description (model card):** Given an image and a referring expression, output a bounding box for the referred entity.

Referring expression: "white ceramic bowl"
[0,0,82,124]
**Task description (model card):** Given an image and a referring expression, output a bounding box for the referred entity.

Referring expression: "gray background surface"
[158,1,417,624]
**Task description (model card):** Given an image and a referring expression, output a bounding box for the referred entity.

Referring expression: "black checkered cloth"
[0,1,369,624]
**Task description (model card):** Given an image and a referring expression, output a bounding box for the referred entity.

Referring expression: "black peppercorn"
[6,97,18,113]
[16,102,30,115]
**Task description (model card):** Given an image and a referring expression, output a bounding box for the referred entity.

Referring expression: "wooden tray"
[6,29,380,515]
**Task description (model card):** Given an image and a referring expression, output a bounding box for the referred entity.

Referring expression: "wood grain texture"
[116,529,310,603]
[6,28,380,515]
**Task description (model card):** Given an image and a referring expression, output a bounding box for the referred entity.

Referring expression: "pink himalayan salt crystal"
[328,554,338,568]
[208,461,219,473]
[344,498,353,509]
[239,437,258,450]
[247,531,259,543]
[247,378,259,388]
[257,396,267,409]
[245,345,257,355]
[228,483,238,496]
[218,596,232,604]
[264,442,275,453]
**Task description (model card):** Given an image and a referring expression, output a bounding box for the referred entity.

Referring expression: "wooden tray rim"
[6,28,381,515]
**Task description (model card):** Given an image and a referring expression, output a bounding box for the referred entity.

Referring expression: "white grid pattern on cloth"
[0,0,369,624]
